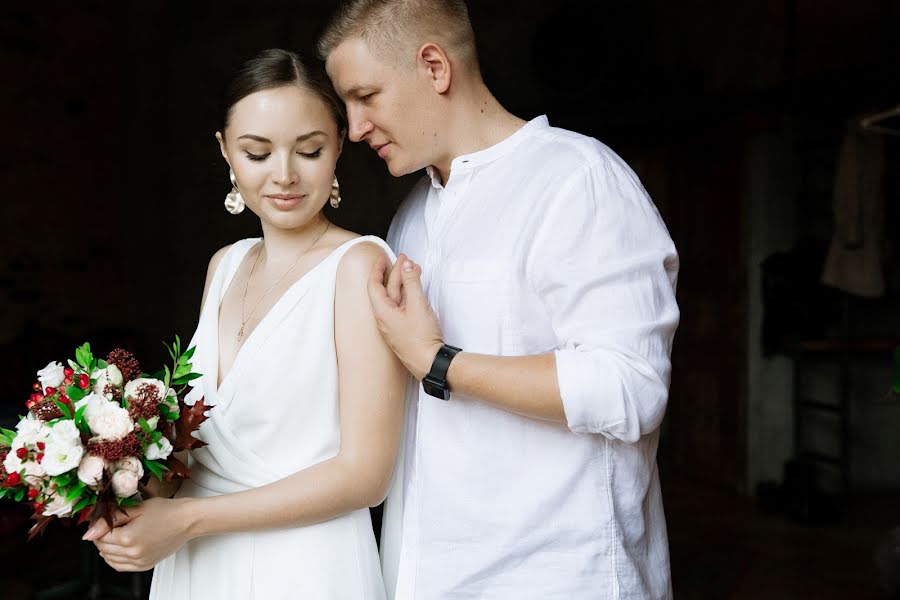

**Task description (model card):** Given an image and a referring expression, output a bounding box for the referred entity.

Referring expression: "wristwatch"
[422,344,462,400]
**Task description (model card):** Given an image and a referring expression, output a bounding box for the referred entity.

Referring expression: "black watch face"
[422,377,450,401]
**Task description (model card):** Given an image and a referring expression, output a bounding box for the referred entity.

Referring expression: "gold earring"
[224,169,245,215]
[330,175,341,209]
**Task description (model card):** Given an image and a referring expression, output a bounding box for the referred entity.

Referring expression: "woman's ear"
[215,131,229,164]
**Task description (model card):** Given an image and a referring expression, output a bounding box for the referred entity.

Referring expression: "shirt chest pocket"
[433,259,525,355]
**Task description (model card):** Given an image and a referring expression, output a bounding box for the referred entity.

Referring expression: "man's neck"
[430,85,527,185]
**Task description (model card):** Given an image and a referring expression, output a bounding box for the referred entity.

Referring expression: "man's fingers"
[398,259,426,308]
[386,253,406,305]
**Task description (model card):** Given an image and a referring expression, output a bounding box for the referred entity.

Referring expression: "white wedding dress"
[150,236,395,600]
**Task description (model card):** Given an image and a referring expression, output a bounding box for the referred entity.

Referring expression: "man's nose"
[347,107,374,142]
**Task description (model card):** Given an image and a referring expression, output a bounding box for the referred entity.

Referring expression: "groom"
[321,1,679,598]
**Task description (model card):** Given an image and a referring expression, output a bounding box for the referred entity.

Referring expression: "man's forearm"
[443,351,566,423]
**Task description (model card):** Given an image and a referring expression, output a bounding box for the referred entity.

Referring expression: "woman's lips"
[266,195,304,209]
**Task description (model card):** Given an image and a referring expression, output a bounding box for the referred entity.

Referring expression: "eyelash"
[244,148,323,162]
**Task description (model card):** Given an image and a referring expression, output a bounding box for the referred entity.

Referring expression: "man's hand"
[368,253,444,379]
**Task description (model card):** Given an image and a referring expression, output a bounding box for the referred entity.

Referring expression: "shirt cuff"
[554,348,627,436]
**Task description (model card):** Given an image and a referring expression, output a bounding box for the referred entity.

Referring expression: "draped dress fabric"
[150,235,395,600]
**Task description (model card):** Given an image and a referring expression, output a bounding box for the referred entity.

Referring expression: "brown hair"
[220,49,347,136]
[317,0,478,71]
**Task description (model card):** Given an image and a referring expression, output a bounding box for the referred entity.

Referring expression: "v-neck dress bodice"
[150,236,395,600]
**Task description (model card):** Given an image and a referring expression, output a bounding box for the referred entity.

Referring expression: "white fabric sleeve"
[527,155,680,442]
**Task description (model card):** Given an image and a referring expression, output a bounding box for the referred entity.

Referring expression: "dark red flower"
[5,472,21,486]
[27,488,38,500]
[63,367,74,378]
[15,447,27,460]
[77,374,90,389]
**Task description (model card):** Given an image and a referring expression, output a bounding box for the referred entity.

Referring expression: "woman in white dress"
[83,49,406,599]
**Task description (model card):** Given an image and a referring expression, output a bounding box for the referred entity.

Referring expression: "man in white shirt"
[321,1,679,598]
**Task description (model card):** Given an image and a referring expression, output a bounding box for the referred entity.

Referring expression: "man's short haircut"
[317,0,479,72]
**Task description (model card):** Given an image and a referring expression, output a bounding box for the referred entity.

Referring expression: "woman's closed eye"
[244,148,323,161]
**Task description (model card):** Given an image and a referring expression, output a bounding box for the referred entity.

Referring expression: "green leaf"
[97,359,108,369]
[175,335,181,356]
[164,341,176,362]
[54,473,74,488]
[163,365,171,389]
[182,345,196,362]
[54,399,73,420]
[74,404,89,431]
[172,372,203,385]
[138,417,153,433]
[66,481,87,502]
[173,365,192,379]
[158,405,177,421]
[73,495,95,513]
[14,488,25,502]
[151,431,163,443]
[0,488,8,499]
[150,369,166,381]
[118,496,140,507]
[66,385,87,403]
[142,458,168,480]
[75,343,93,370]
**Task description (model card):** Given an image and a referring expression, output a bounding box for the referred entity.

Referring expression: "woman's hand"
[86,497,193,572]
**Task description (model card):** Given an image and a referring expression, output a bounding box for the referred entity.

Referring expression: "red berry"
[5,472,21,486]
[77,374,90,389]
[36,453,44,463]
[30,393,43,404]
[15,447,27,460]
[63,377,73,386]
[33,502,45,514]
[32,383,41,391]
[27,488,38,500]
[59,395,71,405]
[44,387,57,396]
[26,400,35,409]
[64,367,74,377]
[36,442,45,451]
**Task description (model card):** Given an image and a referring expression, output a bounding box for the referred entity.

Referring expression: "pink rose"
[115,457,144,479]
[77,455,106,487]
[111,469,139,497]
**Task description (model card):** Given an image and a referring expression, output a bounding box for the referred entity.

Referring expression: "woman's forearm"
[180,453,387,539]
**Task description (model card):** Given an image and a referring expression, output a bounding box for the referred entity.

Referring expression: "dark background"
[2,1,900,598]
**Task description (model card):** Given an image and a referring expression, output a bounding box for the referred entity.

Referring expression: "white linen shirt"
[382,116,679,600]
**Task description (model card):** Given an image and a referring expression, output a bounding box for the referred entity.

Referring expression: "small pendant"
[237,324,244,342]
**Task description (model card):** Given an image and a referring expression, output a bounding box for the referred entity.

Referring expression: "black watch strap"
[421,344,462,400]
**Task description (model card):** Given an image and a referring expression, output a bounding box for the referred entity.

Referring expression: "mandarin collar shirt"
[382,116,679,599]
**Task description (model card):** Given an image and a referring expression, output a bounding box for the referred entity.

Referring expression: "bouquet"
[0,337,211,538]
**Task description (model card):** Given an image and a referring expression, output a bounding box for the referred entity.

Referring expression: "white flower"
[22,460,47,486]
[48,420,80,448]
[163,390,180,418]
[144,437,172,461]
[111,469,139,497]
[77,455,107,486]
[36,361,65,391]
[84,397,133,441]
[3,450,23,475]
[14,416,50,446]
[115,456,143,479]
[124,378,165,403]
[92,364,124,398]
[42,442,84,477]
[145,416,159,430]
[43,493,76,518]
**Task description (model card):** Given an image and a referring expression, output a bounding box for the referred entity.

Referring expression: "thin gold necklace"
[237,221,330,342]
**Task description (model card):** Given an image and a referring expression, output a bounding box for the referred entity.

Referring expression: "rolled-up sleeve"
[527,155,680,441]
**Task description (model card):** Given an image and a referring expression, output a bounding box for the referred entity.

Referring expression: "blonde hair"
[317,0,479,72]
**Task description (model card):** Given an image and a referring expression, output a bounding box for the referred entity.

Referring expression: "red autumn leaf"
[172,396,212,452]
[162,454,191,483]
[27,514,57,541]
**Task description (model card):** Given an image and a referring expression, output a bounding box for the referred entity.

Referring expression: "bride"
[83,49,406,599]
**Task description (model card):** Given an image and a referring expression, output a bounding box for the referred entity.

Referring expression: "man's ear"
[215,131,229,164]
[418,42,452,94]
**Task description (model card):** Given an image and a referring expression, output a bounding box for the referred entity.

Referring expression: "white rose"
[111,469,139,497]
[43,493,76,518]
[124,378,165,402]
[3,449,23,475]
[15,416,50,446]
[92,364,124,397]
[144,437,172,461]
[36,361,65,391]
[22,459,47,486]
[84,398,133,440]
[77,454,107,486]
[115,457,144,479]
[42,442,84,477]
[48,420,80,448]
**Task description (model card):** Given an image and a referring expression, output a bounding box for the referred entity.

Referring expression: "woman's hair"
[220,48,347,136]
